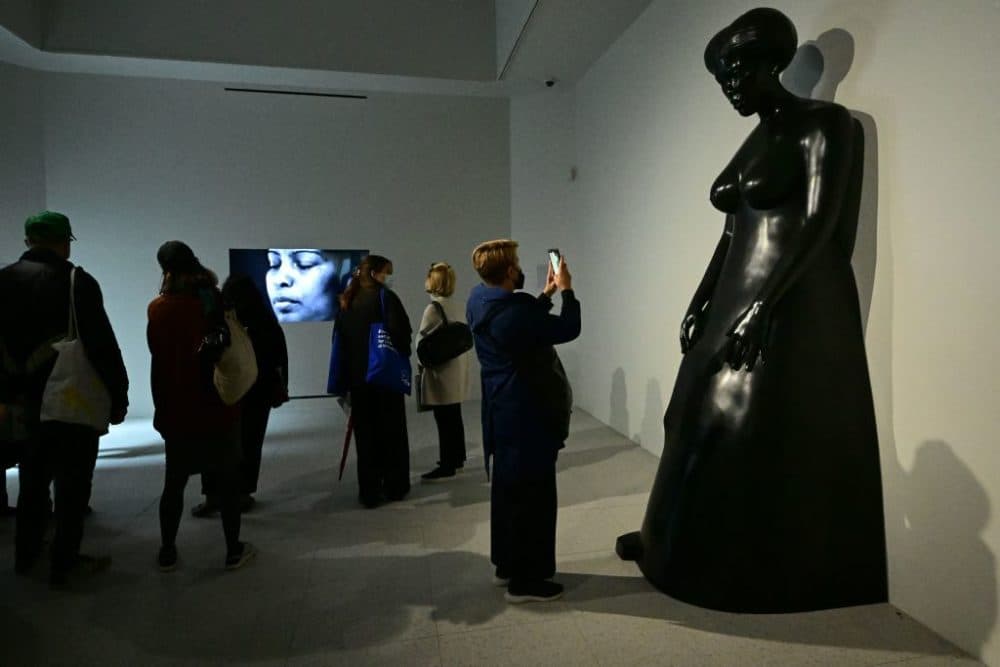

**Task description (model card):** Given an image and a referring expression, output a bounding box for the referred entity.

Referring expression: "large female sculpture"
[617,8,887,613]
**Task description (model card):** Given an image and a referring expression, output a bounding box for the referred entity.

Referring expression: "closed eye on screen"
[291,252,324,269]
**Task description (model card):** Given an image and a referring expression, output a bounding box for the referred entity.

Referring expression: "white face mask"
[370,270,394,289]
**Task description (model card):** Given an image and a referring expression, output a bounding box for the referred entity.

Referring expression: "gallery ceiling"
[0,0,655,94]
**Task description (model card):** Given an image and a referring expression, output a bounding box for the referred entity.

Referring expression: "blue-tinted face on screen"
[266,249,340,322]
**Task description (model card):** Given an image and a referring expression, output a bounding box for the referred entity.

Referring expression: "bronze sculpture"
[617,8,887,613]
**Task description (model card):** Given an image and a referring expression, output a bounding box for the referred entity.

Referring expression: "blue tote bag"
[365,289,412,395]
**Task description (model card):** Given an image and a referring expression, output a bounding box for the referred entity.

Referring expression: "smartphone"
[547,248,562,274]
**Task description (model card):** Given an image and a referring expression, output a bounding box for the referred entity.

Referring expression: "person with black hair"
[191,274,288,516]
[334,255,412,508]
[148,241,255,572]
[618,8,886,612]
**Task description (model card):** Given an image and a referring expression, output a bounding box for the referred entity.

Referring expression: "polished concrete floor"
[0,400,982,666]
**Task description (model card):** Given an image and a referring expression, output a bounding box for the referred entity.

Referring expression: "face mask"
[514,269,525,290]
[371,271,394,289]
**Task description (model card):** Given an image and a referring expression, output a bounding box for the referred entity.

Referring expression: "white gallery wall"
[512,0,1000,664]
[0,61,45,266]
[32,72,508,417]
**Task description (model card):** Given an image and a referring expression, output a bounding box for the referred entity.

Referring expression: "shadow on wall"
[786,28,997,657]
[902,440,997,654]
[609,367,629,435]
[609,367,664,451]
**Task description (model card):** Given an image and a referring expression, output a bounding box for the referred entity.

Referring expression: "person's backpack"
[416,302,473,368]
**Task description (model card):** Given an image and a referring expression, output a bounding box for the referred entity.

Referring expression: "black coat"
[466,284,580,480]
[0,248,129,420]
[236,300,288,404]
[336,286,412,389]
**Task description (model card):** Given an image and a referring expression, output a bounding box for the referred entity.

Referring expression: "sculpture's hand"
[725,300,771,371]
[679,311,704,354]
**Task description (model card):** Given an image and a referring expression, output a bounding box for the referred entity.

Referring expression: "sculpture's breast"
[711,136,802,213]
[740,140,801,210]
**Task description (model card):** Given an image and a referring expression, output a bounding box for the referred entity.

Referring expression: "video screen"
[229,248,368,323]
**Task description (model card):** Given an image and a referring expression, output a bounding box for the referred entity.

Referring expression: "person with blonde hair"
[416,262,470,482]
[466,239,580,603]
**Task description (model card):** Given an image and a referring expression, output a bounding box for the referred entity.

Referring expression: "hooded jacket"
[466,283,580,480]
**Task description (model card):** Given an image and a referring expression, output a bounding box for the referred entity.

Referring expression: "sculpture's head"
[705,8,797,116]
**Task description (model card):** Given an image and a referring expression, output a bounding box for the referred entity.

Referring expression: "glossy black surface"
[620,8,886,613]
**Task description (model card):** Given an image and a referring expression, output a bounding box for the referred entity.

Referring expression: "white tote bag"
[40,267,112,434]
[213,309,258,406]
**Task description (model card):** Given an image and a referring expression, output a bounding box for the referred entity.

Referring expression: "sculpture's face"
[713,48,767,117]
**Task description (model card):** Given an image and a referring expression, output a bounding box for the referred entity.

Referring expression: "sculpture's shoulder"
[794,99,853,139]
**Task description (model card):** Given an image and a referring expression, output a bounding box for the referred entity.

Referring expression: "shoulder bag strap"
[67,267,79,341]
[431,300,448,325]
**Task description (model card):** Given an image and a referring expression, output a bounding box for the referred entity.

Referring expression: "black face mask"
[514,269,525,290]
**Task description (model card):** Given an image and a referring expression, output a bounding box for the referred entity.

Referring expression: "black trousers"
[160,434,242,554]
[432,403,466,470]
[239,396,271,495]
[351,385,410,503]
[203,396,271,497]
[490,468,558,583]
[16,423,99,575]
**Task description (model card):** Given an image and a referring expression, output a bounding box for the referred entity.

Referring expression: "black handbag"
[416,302,473,368]
[414,369,432,413]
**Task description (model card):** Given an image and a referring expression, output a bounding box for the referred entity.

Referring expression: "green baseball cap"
[25,211,75,241]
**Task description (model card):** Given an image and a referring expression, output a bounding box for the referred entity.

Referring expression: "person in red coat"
[147,241,255,572]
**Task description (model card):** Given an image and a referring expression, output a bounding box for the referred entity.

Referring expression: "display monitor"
[229,248,368,323]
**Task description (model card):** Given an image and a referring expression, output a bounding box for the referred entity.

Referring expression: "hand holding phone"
[545,249,572,293]
[547,248,562,274]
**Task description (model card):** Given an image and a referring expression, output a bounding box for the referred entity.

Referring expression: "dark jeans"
[15,423,99,575]
[490,468,558,584]
[160,434,242,555]
[351,385,410,503]
[432,403,466,470]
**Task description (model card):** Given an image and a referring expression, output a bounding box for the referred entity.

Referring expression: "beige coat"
[415,296,470,406]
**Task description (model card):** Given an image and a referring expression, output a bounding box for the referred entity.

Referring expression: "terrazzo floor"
[0,399,981,666]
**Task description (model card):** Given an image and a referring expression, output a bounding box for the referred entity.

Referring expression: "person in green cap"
[0,211,129,588]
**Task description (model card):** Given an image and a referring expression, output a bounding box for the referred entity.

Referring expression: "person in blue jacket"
[466,239,580,603]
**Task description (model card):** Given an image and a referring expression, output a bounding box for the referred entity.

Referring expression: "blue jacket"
[466,284,581,480]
